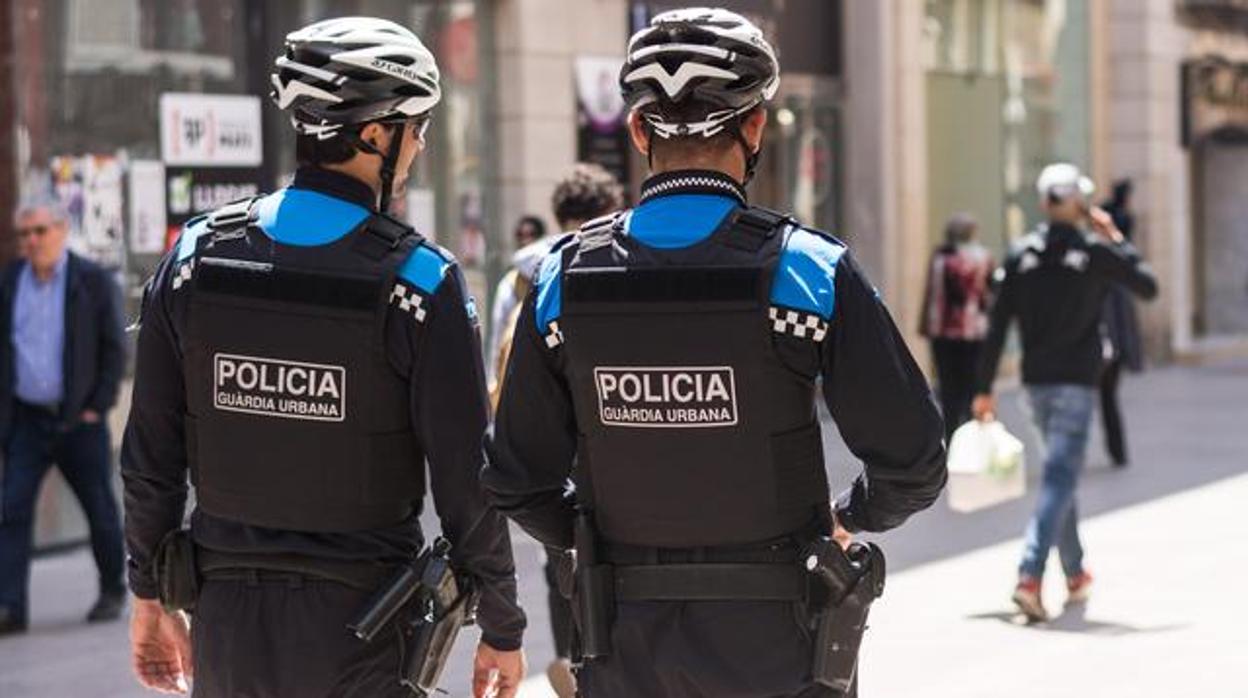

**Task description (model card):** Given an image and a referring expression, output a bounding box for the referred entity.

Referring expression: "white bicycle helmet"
[271,17,441,139]
[621,8,779,140]
[270,17,441,212]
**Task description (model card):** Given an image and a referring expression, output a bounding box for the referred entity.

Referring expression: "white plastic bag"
[945,420,1025,512]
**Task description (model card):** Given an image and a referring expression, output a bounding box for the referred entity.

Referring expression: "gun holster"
[572,511,614,660]
[154,529,199,613]
[348,538,478,698]
[807,540,886,694]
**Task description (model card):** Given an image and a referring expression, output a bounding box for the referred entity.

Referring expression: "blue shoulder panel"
[770,227,848,320]
[627,194,738,249]
[255,188,371,247]
[175,216,210,263]
[397,242,453,294]
[533,233,576,331]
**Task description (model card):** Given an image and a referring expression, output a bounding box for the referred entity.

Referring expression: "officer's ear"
[627,110,651,156]
[740,107,767,154]
[358,122,390,153]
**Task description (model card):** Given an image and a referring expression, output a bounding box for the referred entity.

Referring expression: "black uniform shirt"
[121,168,525,650]
[975,222,1158,393]
[482,172,947,546]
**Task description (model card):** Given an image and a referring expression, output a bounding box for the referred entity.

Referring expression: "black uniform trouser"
[191,573,408,698]
[576,599,852,698]
[931,338,983,440]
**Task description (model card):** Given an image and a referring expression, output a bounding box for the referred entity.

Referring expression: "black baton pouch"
[154,529,200,612]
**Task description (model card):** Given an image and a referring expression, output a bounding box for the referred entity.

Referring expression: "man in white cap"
[973,163,1158,622]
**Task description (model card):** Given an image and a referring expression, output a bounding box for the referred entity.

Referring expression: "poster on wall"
[48,154,127,268]
[575,56,631,191]
[164,168,263,249]
[128,160,166,254]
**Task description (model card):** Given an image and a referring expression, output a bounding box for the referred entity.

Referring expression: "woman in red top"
[921,213,996,439]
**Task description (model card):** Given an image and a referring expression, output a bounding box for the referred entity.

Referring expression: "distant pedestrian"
[488,215,548,380]
[0,200,127,636]
[974,164,1158,623]
[920,213,995,439]
[1099,180,1144,467]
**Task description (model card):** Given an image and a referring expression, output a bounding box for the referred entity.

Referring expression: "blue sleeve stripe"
[397,244,452,294]
[770,228,847,320]
[175,218,209,263]
[534,249,563,331]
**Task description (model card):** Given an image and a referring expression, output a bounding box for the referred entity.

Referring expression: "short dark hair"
[296,133,359,167]
[551,163,625,228]
[515,215,547,240]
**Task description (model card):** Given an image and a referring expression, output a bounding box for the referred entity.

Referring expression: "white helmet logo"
[271,74,343,110]
[624,62,738,100]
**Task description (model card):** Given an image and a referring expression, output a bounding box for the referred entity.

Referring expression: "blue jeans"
[1018,385,1095,580]
[0,404,125,623]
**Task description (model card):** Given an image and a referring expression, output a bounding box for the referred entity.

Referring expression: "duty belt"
[605,540,808,602]
[197,549,395,592]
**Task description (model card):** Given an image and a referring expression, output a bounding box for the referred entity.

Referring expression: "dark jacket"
[975,223,1158,392]
[0,252,126,436]
[1103,285,1144,371]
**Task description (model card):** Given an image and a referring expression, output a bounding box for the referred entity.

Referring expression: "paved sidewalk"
[861,470,1248,697]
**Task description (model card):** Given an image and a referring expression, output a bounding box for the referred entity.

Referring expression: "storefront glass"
[924,0,1093,252]
[11,0,487,303]
[9,0,486,547]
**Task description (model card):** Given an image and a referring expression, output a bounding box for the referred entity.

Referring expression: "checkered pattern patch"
[769,306,828,342]
[389,281,428,322]
[171,260,195,291]
[544,321,564,349]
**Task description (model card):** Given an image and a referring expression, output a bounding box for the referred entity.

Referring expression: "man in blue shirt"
[0,200,127,635]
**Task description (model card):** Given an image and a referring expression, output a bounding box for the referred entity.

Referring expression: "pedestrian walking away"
[0,200,127,636]
[489,214,548,383]
[1098,179,1146,467]
[484,8,946,698]
[920,212,995,440]
[973,163,1158,623]
[121,17,525,698]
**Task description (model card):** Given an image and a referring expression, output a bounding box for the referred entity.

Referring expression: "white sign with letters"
[160,93,263,167]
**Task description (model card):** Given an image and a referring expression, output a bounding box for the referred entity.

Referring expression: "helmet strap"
[346,124,403,213]
[728,121,760,186]
[644,121,657,172]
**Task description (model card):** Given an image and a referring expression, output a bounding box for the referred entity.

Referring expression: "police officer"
[483,8,946,698]
[122,18,525,697]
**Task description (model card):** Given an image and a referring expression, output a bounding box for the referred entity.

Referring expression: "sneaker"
[1012,577,1048,623]
[86,590,127,623]
[546,658,577,698]
[1066,571,1093,605]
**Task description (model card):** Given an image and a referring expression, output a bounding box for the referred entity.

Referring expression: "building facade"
[4,0,1244,545]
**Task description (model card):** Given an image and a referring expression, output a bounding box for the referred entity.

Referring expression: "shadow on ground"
[965,605,1189,637]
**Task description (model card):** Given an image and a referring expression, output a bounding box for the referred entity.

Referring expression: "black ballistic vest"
[183,199,424,532]
[559,208,830,548]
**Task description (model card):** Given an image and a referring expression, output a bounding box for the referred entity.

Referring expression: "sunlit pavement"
[3,359,1246,697]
